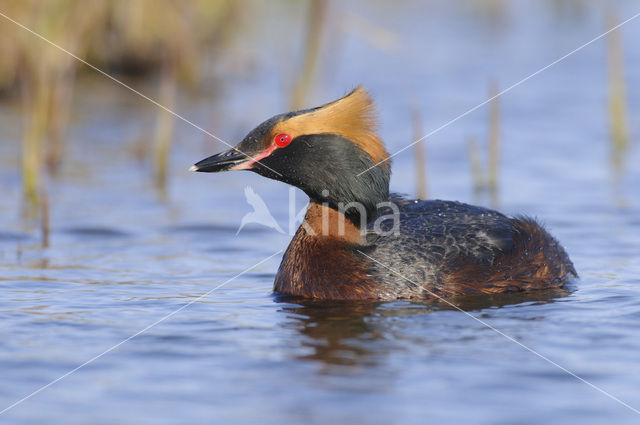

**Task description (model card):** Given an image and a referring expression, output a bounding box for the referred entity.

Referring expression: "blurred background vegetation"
[0,0,636,247]
[1,0,240,208]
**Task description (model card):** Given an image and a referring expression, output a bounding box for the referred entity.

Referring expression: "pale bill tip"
[189,165,199,172]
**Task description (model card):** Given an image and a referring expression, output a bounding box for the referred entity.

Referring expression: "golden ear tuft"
[273,86,389,166]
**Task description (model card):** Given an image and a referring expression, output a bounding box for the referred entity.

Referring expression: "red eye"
[274,133,291,147]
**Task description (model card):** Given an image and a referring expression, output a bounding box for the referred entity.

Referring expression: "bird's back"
[360,197,577,299]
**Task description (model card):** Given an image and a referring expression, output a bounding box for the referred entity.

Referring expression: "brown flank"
[437,217,576,298]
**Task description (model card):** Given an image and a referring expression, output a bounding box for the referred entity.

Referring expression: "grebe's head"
[191,87,390,223]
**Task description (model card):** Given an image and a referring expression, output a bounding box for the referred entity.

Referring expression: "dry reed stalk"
[487,80,501,192]
[153,61,177,196]
[411,103,428,200]
[41,187,50,248]
[45,66,76,175]
[606,10,630,170]
[290,0,328,109]
[21,69,50,211]
[467,135,485,192]
[17,1,103,211]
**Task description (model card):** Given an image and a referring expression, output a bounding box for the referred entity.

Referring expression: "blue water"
[1,1,640,424]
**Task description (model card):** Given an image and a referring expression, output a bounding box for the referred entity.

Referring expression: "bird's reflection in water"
[277,299,404,369]
[275,287,571,370]
[281,299,400,373]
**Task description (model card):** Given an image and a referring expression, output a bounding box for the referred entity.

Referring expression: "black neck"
[253,134,390,227]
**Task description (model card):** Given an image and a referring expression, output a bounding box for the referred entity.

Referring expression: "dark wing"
[361,198,516,296]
